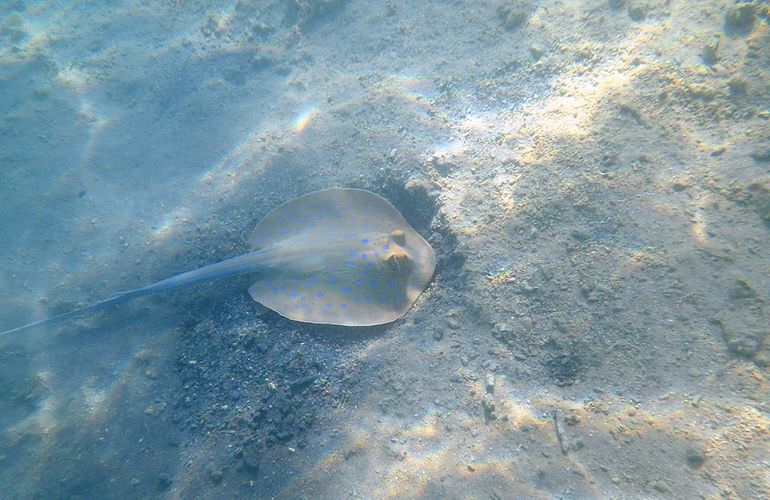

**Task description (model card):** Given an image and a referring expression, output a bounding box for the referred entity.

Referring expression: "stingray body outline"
[0,188,436,337]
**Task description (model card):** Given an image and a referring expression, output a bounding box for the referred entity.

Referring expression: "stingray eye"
[390,230,406,246]
[386,251,410,273]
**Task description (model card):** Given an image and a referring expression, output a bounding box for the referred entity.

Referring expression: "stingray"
[0,188,436,337]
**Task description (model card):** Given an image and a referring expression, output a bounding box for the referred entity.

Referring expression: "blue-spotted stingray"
[0,188,436,336]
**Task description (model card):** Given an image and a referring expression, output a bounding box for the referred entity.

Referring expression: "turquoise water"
[1,1,768,498]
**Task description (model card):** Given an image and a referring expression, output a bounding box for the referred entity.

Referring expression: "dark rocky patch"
[284,0,349,31]
[497,3,532,30]
[724,4,756,36]
[544,351,585,387]
[167,308,368,484]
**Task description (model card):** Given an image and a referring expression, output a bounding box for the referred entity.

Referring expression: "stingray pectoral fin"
[245,189,436,326]
[247,284,271,315]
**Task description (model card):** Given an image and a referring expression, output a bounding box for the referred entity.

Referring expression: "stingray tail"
[0,290,139,339]
[0,249,269,339]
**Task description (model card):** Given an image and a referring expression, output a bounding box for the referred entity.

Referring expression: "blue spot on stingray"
[300,295,306,301]
[341,285,352,293]
[316,291,325,298]
[341,303,348,309]
[361,238,369,244]
[290,292,299,298]
[327,278,337,285]
[361,253,368,259]
[373,252,379,257]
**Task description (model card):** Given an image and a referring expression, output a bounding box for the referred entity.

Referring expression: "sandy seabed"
[0,1,768,498]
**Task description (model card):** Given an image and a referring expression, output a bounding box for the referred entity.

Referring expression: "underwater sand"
[0,1,768,498]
